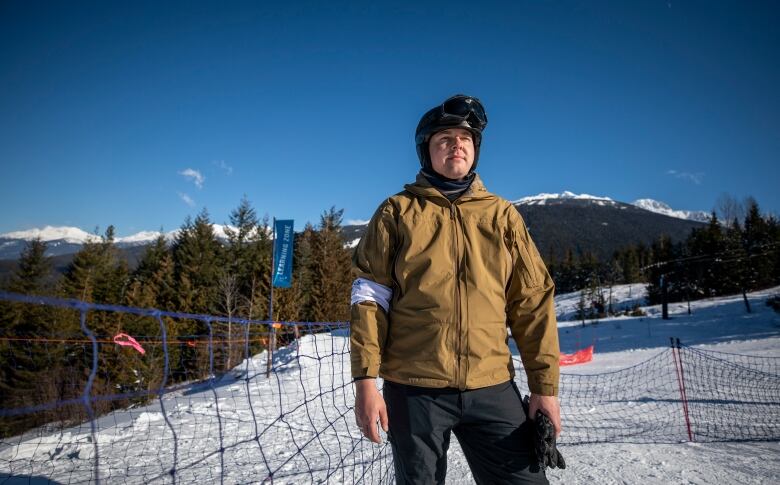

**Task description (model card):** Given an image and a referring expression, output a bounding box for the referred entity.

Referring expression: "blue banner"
[272,219,295,288]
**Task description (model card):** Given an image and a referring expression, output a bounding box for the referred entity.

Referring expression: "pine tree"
[721,219,745,298]
[57,226,135,416]
[223,196,263,300]
[647,235,676,304]
[616,245,642,284]
[170,210,224,380]
[554,249,578,293]
[172,210,223,314]
[295,223,316,321]
[742,199,773,290]
[308,207,352,322]
[769,215,780,285]
[0,239,58,436]
[686,213,728,297]
[123,234,178,390]
[6,238,53,295]
[220,197,265,367]
[126,235,176,310]
[60,226,128,304]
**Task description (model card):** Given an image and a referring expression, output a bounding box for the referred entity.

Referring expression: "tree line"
[2,195,778,437]
[546,198,779,319]
[645,199,780,310]
[0,197,353,437]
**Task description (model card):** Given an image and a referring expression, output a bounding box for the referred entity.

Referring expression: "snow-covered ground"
[1,286,779,484]
[555,283,648,322]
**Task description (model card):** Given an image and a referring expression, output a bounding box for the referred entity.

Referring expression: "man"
[350,94,561,484]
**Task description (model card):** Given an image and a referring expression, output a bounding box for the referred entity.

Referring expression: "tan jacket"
[350,173,560,395]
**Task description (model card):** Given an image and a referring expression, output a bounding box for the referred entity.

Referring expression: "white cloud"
[178,192,196,207]
[213,160,233,175]
[666,169,703,185]
[179,168,205,189]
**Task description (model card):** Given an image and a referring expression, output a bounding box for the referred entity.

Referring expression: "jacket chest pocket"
[394,213,455,314]
[461,218,512,293]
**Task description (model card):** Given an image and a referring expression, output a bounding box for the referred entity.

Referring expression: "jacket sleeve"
[350,201,397,379]
[505,207,561,396]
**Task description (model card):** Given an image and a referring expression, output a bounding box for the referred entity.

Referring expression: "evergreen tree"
[295,223,316,321]
[126,235,176,311]
[223,196,265,302]
[722,219,746,298]
[123,234,178,390]
[742,199,774,290]
[308,207,352,322]
[237,214,273,322]
[60,226,128,304]
[171,210,224,380]
[635,242,651,281]
[578,251,601,298]
[172,210,223,314]
[6,238,53,295]
[0,238,58,436]
[646,235,677,304]
[769,215,780,285]
[688,213,728,297]
[554,249,578,293]
[58,226,133,416]
[616,245,642,284]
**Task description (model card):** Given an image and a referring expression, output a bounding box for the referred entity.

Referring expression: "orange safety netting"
[560,345,594,366]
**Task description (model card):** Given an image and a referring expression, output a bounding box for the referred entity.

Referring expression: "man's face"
[428,128,475,180]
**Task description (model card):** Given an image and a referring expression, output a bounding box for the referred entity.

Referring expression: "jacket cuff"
[528,381,558,396]
[351,362,380,380]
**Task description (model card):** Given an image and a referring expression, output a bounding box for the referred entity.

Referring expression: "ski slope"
[1,286,779,484]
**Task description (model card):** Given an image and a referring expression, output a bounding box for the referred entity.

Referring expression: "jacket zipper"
[451,203,464,390]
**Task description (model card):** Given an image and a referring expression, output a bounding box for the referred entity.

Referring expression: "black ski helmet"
[415,94,488,173]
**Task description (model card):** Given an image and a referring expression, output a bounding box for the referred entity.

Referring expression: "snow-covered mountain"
[0,226,170,245]
[0,194,708,261]
[0,225,245,245]
[511,191,617,206]
[632,198,710,223]
[510,191,709,223]
[0,226,102,244]
[0,225,244,260]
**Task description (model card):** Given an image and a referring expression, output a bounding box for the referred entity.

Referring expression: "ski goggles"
[416,95,488,144]
[440,95,488,130]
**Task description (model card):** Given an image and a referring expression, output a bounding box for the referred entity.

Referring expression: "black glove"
[522,395,566,470]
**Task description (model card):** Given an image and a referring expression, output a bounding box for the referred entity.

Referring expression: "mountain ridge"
[0,193,707,262]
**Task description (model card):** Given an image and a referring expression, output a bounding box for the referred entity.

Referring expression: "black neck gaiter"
[420,168,476,202]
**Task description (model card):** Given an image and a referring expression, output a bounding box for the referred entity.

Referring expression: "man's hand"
[354,378,389,444]
[528,393,561,437]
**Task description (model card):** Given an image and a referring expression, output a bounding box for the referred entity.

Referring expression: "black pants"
[383,380,547,485]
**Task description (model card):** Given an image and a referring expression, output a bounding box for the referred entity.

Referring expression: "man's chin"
[443,170,469,180]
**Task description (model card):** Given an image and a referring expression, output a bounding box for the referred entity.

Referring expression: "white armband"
[351,278,392,313]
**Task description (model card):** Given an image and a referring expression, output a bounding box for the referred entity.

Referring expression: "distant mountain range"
[341,194,707,259]
[630,198,710,223]
[0,195,708,265]
[509,193,706,260]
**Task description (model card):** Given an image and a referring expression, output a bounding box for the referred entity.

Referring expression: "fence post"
[671,337,693,441]
[266,324,276,378]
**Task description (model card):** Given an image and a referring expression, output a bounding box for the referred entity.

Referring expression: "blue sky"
[1,1,778,235]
